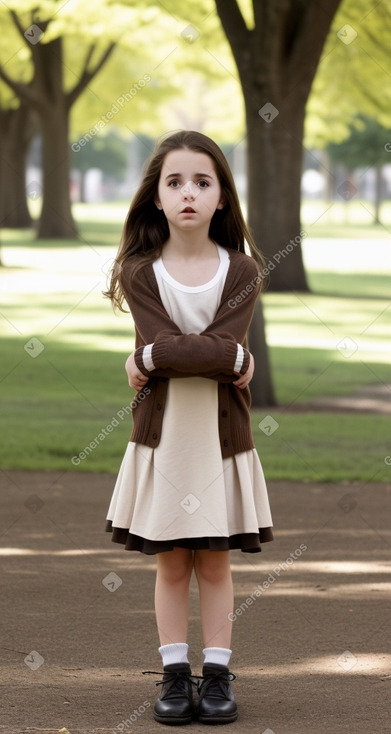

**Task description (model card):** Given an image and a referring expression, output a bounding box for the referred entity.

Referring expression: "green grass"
[0,219,122,249]
[1,204,390,482]
[251,413,390,484]
[301,199,391,237]
[307,271,391,299]
[1,334,389,482]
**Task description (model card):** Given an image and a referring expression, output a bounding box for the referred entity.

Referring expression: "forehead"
[161,149,217,177]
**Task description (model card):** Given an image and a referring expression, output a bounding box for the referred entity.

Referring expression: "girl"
[104,130,273,726]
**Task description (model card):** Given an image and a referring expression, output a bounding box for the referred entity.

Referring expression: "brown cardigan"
[121,248,262,459]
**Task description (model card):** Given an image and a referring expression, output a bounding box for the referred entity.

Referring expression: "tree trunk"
[245,96,308,291]
[214,0,342,405]
[323,151,334,202]
[248,299,276,407]
[215,0,343,291]
[244,85,308,403]
[33,37,77,239]
[80,171,87,204]
[0,105,33,228]
[373,166,382,224]
[0,18,116,239]
[38,103,77,238]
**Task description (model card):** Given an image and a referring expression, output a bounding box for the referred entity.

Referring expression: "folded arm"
[121,252,262,382]
[126,350,255,390]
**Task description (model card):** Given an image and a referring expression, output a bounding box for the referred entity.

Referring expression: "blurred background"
[0,0,390,484]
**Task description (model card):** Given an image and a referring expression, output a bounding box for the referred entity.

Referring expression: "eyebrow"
[164,172,214,180]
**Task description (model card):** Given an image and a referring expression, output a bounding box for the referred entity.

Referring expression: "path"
[284,383,391,414]
[1,470,390,734]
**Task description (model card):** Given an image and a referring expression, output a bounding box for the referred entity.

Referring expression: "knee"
[195,551,231,584]
[157,550,193,585]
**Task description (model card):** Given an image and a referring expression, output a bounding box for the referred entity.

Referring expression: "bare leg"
[194,550,233,649]
[155,547,194,645]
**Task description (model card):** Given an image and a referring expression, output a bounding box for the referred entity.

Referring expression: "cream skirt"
[106,378,273,553]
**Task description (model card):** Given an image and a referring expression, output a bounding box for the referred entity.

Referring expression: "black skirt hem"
[105,520,273,554]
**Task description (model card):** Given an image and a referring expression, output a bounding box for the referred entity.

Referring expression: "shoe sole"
[199,712,238,725]
[154,713,193,725]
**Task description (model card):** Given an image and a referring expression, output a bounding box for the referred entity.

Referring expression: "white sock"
[159,642,189,667]
[203,646,232,667]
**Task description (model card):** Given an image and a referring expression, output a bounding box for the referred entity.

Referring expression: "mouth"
[181,207,196,213]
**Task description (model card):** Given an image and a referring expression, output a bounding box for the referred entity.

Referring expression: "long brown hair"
[104,130,266,311]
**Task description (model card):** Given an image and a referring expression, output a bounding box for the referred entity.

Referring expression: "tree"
[71,129,128,201]
[0,5,118,238]
[0,103,37,229]
[211,0,343,404]
[214,0,343,292]
[0,22,36,230]
[306,2,391,150]
[0,0,234,238]
[327,116,391,223]
[304,1,391,221]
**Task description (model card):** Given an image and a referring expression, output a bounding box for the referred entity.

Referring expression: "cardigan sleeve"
[122,252,262,378]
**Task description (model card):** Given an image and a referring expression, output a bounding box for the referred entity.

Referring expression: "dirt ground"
[1,469,390,734]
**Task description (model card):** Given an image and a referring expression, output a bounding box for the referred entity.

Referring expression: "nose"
[180,180,198,200]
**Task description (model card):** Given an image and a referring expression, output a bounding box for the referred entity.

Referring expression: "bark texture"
[214,0,343,405]
[0,104,35,228]
[215,0,343,291]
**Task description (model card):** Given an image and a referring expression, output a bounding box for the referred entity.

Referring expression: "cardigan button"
[223,439,229,447]
[221,410,228,418]
[152,432,158,440]
[156,403,162,410]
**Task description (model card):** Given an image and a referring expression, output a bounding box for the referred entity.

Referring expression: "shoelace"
[142,670,198,699]
[197,670,236,700]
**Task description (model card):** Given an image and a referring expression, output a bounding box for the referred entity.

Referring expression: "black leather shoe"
[198,663,238,724]
[147,663,195,725]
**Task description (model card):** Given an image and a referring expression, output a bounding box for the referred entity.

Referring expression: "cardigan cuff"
[234,344,244,373]
[240,348,250,375]
[143,343,155,372]
[134,346,151,377]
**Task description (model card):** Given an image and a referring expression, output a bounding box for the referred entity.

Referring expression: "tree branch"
[80,44,96,78]
[6,9,51,110]
[0,64,38,107]
[10,9,32,46]
[214,0,249,66]
[288,0,343,86]
[10,9,48,50]
[66,42,116,108]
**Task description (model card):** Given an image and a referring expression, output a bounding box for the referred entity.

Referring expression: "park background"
[0,0,390,482]
[0,2,391,733]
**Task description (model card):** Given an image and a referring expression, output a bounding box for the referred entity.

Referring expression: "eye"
[168,180,180,187]
[197,180,209,188]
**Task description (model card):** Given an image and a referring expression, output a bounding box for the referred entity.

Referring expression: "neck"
[162,225,216,261]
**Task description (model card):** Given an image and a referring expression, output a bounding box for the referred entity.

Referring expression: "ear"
[216,196,226,210]
[154,196,162,210]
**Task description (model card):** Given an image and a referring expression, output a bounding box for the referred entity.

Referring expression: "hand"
[125,352,149,391]
[233,353,254,389]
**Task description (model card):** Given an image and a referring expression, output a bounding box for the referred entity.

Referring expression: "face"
[155,149,225,233]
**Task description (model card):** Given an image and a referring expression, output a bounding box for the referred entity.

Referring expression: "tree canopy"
[305,0,391,148]
[0,0,246,235]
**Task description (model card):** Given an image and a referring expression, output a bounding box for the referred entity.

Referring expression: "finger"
[236,375,250,388]
[233,378,245,388]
